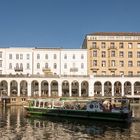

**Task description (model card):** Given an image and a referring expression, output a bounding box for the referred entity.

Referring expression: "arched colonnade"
[0,79,140,97]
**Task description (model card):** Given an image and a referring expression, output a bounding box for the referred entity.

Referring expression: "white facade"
[4,48,33,75]
[33,48,61,75]
[60,49,87,76]
[1,47,140,100]
[0,47,88,76]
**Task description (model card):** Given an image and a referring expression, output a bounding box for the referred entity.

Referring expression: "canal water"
[0,106,140,140]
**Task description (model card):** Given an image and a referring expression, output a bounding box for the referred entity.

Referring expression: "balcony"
[108,46,117,50]
[70,67,78,72]
[42,67,52,75]
[90,46,99,50]
[108,66,117,71]
[14,67,23,72]
[90,66,99,71]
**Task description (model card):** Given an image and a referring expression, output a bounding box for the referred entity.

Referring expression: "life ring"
[89,104,94,109]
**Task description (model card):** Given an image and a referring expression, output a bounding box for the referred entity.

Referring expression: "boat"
[24,98,132,122]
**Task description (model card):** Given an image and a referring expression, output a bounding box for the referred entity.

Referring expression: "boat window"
[40,102,43,108]
[31,101,35,106]
[45,102,48,107]
[36,101,39,107]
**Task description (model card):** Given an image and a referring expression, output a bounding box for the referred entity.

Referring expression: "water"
[0,106,140,140]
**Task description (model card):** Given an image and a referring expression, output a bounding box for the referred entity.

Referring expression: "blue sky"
[0,0,140,48]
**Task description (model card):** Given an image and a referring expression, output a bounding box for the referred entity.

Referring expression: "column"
[28,82,31,97]
[88,81,93,97]
[58,83,62,97]
[101,83,104,96]
[122,82,124,96]
[132,82,134,96]
[69,83,72,97]
[17,82,20,96]
[8,81,10,96]
[38,82,41,97]
[112,82,114,96]
[48,83,51,97]
[79,82,81,97]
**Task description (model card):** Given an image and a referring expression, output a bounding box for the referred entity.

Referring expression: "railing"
[0,74,140,78]
[108,46,117,50]
[42,67,51,72]
[90,46,100,50]
[0,74,60,78]
[14,67,23,72]
[70,67,78,72]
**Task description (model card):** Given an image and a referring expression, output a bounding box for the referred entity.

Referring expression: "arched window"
[54,54,57,59]
[20,63,23,69]
[45,63,48,68]
[81,63,84,69]
[73,54,75,59]
[37,63,40,69]
[64,63,67,69]
[64,54,67,59]
[37,54,40,59]
[81,54,84,59]
[54,63,57,69]
[45,54,48,59]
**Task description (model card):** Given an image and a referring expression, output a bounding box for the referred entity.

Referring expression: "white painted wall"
[0,47,88,76]
[33,48,61,75]
[60,49,88,75]
[0,48,6,74]
[5,48,33,75]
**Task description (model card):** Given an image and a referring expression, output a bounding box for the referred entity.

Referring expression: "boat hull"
[25,107,132,122]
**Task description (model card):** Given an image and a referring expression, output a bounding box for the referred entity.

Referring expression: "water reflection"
[0,106,140,140]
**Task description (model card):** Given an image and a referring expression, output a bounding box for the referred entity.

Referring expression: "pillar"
[102,83,104,96]
[17,82,20,96]
[28,82,31,97]
[69,83,72,97]
[112,82,114,96]
[39,82,41,97]
[8,82,10,96]
[48,83,51,97]
[88,81,93,97]
[132,82,134,96]
[122,82,124,96]
[58,83,62,97]
[79,82,81,97]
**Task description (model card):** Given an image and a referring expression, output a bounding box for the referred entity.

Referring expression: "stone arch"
[134,81,140,95]
[71,81,79,97]
[41,80,49,97]
[20,80,28,97]
[10,80,18,96]
[62,80,69,97]
[94,81,102,96]
[0,80,8,96]
[124,81,131,95]
[104,81,112,97]
[81,81,88,97]
[31,80,39,97]
[114,81,122,96]
[51,80,58,97]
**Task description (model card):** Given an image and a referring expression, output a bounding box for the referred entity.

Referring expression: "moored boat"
[24,98,132,122]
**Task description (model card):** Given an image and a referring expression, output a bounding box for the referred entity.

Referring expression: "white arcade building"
[0,47,140,104]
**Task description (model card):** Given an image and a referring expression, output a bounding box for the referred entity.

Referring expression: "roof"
[87,32,140,36]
